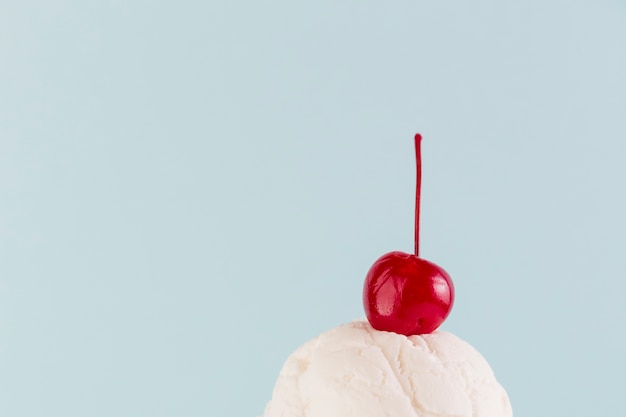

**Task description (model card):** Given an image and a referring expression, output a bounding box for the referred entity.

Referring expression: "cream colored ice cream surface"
[262,321,512,417]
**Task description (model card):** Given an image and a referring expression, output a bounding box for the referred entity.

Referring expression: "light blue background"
[1,1,625,416]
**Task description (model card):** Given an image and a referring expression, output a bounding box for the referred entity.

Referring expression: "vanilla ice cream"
[262,321,512,417]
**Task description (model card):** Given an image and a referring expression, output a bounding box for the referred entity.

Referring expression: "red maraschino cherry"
[363,134,454,336]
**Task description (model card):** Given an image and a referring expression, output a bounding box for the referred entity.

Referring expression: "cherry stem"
[414,133,422,257]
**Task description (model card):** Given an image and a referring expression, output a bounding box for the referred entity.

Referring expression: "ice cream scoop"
[262,135,513,416]
[262,321,512,417]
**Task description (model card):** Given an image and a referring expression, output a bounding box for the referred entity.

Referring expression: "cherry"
[363,134,454,336]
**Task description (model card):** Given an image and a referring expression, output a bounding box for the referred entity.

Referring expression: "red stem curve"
[414,133,422,257]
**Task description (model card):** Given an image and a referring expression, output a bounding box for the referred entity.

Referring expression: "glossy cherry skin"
[363,251,454,335]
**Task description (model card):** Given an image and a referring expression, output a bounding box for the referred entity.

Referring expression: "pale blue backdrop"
[1,1,625,416]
